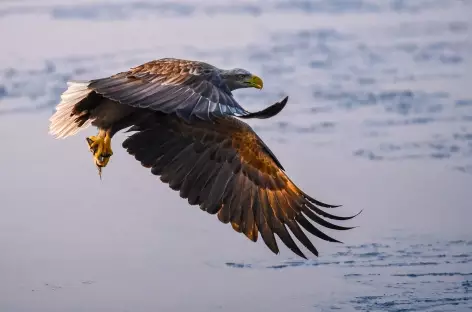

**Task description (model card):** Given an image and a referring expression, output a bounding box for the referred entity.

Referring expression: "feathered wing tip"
[48,81,93,139]
[239,96,289,119]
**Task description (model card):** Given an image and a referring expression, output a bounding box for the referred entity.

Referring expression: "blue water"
[1,0,471,311]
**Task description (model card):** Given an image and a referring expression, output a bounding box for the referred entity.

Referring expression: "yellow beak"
[248,75,263,89]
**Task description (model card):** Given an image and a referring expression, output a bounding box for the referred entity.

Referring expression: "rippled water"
[1,0,471,311]
[223,235,472,310]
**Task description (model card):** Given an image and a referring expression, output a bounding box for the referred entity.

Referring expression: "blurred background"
[1,0,471,311]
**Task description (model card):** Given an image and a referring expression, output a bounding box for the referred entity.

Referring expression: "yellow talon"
[86,130,113,178]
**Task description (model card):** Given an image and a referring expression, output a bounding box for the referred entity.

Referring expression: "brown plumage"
[48,57,358,259]
[86,58,264,122]
[122,108,358,258]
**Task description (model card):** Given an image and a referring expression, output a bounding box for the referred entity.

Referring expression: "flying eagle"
[49,58,357,259]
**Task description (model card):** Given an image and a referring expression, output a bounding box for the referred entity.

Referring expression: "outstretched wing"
[122,98,359,259]
[87,58,250,121]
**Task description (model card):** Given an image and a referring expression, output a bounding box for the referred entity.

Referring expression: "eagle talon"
[86,133,113,177]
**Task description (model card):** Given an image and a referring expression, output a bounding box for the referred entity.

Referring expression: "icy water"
[1,0,471,311]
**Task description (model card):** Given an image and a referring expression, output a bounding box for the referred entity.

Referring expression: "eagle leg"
[86,128,113,178]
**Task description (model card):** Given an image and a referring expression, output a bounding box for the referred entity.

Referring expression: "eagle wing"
[122,97,358,258]
[87,58,251,121]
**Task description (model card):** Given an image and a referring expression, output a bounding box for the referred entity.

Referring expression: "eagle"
[49,58,357,259]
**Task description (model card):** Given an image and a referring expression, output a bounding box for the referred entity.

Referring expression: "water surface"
[1,0,471,311]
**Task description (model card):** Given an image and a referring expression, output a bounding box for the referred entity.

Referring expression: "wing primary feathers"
[303,193,342,208]
[296,213,342,243]
[228,172,246,224]
[285,220,319,257]
[277,191,322,256]
[272,222,306,259]
[265,190,306,258]
[239,96,289,119]
[305,201,362,221]
[301,206,355,231]
[241,185,257,242]
[217,190,234,224]
[254,188,279,254]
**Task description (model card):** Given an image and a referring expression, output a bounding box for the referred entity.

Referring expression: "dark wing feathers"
[238,95,289,120]
[122,110,358,259]
[88,58,250,121]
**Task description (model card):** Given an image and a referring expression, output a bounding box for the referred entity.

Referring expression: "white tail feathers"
[49,81,94,139]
